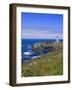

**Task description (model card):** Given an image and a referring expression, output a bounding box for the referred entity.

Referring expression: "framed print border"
[9,3,70,86]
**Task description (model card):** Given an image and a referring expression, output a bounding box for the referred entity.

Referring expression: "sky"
[21,12,63,39]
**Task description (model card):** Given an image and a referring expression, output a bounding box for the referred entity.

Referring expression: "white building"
[56,36,59,42]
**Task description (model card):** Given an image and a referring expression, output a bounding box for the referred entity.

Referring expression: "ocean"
[21,39,63,62]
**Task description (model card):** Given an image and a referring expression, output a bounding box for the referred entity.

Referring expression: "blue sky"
[21,12,63,39]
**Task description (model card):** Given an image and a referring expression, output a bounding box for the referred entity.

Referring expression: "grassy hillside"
[22,42,63,77]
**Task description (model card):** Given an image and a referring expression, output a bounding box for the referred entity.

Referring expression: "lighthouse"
[56,36,59,42]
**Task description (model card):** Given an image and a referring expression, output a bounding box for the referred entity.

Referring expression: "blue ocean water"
[21,39,63,62]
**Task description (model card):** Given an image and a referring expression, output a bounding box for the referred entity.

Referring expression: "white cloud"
[21,29,63,39]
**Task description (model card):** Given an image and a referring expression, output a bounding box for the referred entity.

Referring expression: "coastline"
[22,42,63,76]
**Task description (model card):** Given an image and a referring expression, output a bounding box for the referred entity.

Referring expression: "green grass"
[21,42,63,77]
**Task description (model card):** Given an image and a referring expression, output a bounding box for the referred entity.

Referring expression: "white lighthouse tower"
[56,36,59,42]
